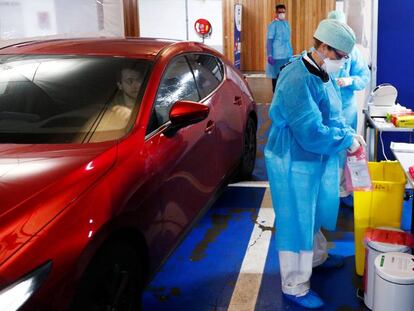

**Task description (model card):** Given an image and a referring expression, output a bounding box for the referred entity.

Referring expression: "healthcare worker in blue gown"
[266,4,293,93]
[327,10,371,207]
[265,19,364,309]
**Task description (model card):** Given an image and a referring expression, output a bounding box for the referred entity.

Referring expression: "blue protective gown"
[266,20,293,78]
[333,47,370,130]
[265,53,355,252]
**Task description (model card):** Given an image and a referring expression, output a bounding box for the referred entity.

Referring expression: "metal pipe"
[185,0,189,40]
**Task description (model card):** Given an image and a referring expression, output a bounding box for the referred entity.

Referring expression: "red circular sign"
[194,19,212,38]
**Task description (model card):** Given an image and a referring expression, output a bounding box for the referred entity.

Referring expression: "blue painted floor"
[143,187,265,310]
[142,186,382,311]
[142,103,413,310]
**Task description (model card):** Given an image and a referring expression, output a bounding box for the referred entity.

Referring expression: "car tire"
[237,117,257,181]
[70,240,144,311]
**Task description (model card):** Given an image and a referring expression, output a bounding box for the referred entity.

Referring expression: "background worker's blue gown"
[334,47,370,196]
[334,47,370,130]
[266,20,293,78]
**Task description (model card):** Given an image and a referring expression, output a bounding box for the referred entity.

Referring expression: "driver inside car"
[111,67,143,122]
[81,66,144,142]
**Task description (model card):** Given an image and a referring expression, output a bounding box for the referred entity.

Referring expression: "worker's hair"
[276,4,286,11]
[116,66,142,82]
[313,38,336,51]
[313,38,323,49]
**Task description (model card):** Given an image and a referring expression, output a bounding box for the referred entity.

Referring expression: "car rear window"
[0,55,151,144]
[187,54,223,99]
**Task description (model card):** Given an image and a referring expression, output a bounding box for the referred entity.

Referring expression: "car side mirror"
[167,100,209,133]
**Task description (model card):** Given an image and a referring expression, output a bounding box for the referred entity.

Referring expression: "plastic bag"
[344,146,372,192]
[409,165,414,179]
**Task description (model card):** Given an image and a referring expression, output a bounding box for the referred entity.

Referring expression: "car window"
[152,56,200,128]
[186,54,223,99]
[0,55,151,144]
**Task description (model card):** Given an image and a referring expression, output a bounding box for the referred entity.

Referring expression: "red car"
[0,38,256,310]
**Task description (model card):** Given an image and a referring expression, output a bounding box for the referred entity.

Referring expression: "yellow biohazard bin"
[353,161,406,276]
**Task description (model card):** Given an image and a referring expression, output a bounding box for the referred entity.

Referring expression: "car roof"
[0,37,184,60]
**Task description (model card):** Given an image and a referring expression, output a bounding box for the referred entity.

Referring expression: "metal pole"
[371,0,379,91]
[185,0,189,40]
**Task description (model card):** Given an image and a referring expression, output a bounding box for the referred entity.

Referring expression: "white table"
[363,109,414,161]
[390,142,414,234]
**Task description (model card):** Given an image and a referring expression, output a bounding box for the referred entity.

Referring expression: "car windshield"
[0,55,151,144]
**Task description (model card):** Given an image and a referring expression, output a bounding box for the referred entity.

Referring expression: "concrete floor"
[142,100,413,311]
[244,74,274,104]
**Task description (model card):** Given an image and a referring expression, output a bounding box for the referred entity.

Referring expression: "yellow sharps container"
[353,161,406,276]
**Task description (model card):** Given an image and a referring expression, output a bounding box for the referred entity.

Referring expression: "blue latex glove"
[268,56,276,66]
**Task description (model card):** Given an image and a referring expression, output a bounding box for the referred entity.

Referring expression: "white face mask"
[322,58,346,74]
[278,13,286,20]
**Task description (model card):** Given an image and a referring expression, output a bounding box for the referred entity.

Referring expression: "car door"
[147,55,220,252]
[187,54,244,179]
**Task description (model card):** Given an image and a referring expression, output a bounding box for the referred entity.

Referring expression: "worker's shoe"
[317,254,345,269]
[283,289,324,309]
[340,194,354,208]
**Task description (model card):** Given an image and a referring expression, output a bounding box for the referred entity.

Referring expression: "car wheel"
[70,240,144,311]
[237,117,257,181]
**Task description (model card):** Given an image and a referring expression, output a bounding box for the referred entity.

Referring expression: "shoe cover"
[283,289,324,309]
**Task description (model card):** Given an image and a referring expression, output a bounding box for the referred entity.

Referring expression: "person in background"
[266,4,293,93]
[327,10,371,207]
[265,19,364,309]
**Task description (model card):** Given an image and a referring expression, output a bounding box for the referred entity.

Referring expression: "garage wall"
[139,0,186,40]
[55,0,100,34]
[138,0,223,53]
[0,0,58,39]
[0,0,124,45]
[223,0,335,71]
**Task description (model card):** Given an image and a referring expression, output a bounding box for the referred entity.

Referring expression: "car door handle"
[205,120,215,133]
[233,96,242,106]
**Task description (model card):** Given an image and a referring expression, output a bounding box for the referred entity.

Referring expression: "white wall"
[344,0,372,49]
[139,0,187,40]
[0,0,58,38]
[343,0,374,135]
[22,0,57,37]
[188,0,223,52]
[103,0,124,36]
[0,1,25,39]
[336,0,344,12]
[0,0,123,42]
[139,0,223,53]
[55,0,99,34]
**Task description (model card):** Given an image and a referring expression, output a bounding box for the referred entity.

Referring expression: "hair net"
[327,10,347,24]
[314,19,356,54]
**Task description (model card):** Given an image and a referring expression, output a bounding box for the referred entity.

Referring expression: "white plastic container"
[372,252,414,311]
[364,228,411,310]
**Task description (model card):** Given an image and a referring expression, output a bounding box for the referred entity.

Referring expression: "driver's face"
[118,69,142,100]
